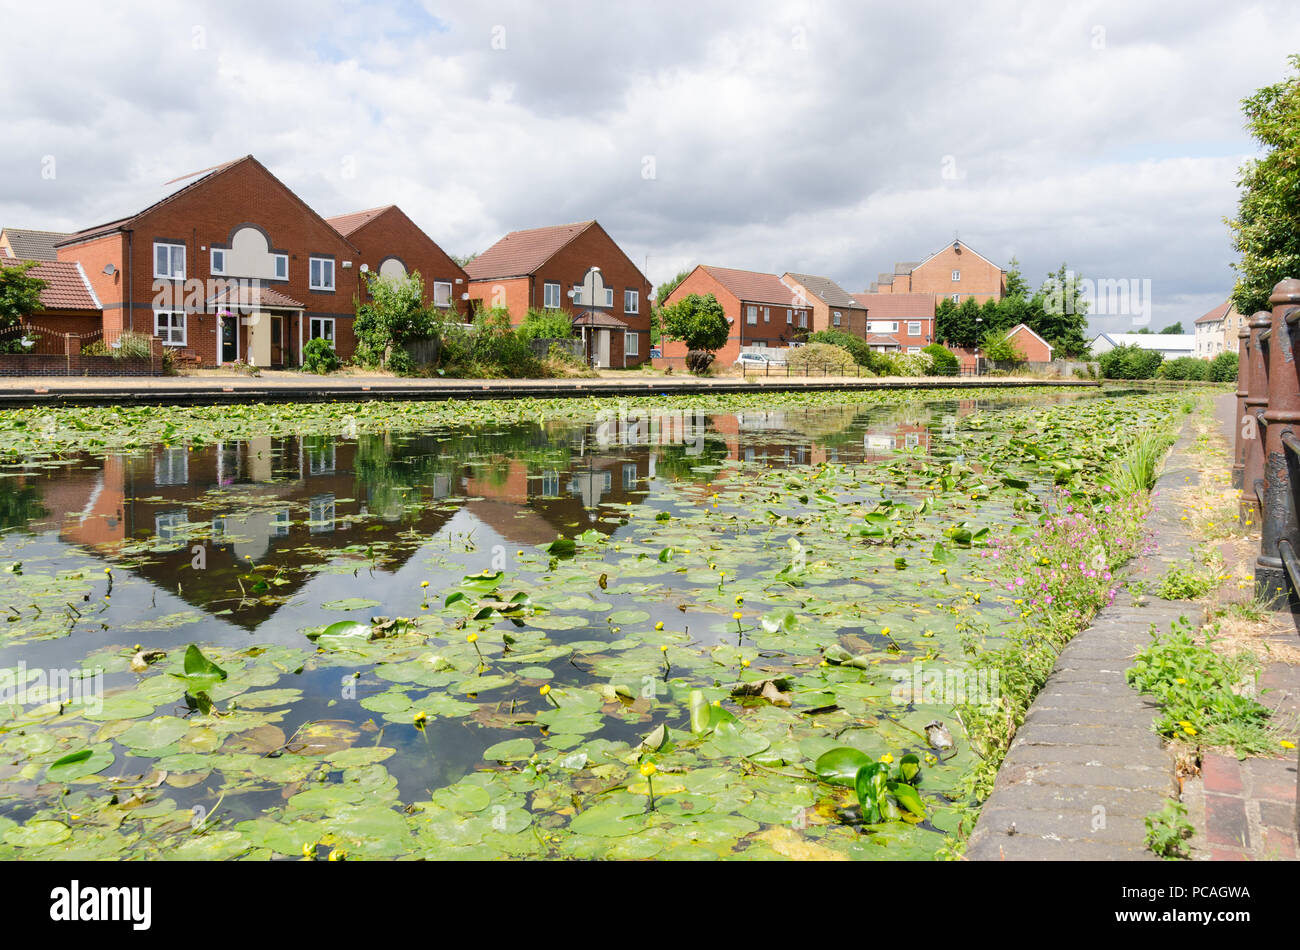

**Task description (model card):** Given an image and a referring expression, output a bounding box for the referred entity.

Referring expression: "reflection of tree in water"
[351,425,575,517]
[655,435,731,482]
[0,483,47,531]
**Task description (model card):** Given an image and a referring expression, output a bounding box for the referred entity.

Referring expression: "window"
[154,311,186,346]
[798,312,807,328]
[833,311,842,327]
[154,510,189,545]
[154,241,185,279]
[272,509,291,537]
[433,281,452,308]
[604,287,614,307]
[624,289,639,313]
[309,317,335,342]
[952,270,961,281]
[907,321,922,336]
[907,346,921,354]
[625,331,638,356]
[786,310,792,324]
[273,253,288,280]
[763,307,770,322]
[210,248,226,275]
[309,494,336,534]
[623,463,637,489]
[540,471,560,496]
[746,305,758,325]
[544,282,561,309]
[309,257,335,291]
[951,294,960,303]
[155,447,188,486]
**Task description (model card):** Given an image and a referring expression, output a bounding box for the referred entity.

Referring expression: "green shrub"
[1098,343,1163,379]
[437,308,545,378]
[1209,351,1239,382]
[81,340,111,356]
[807,329,873,366]
[516,309,576,344]
[884,351,936,377]
[786,342,857,375]
[1159,356,1210,380]
[922,343,959,376]
[303,337,341,375]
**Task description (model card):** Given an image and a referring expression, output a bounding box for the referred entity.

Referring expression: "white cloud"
[1,0,1296,335]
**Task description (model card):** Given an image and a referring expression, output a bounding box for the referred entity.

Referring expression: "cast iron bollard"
[1254,279,1300,608]
[1241,311,1272,526]
[1232,322,1250,489]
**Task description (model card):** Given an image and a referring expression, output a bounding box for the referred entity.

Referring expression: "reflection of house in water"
[18,437,460,630]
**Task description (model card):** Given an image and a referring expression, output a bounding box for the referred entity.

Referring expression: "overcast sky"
[1,0,1296,335]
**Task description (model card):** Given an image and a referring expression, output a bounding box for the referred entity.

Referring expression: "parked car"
[734,352,771,367]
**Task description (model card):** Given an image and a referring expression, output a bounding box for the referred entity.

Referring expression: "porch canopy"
[207,284,306,367]
[570,310,628,329]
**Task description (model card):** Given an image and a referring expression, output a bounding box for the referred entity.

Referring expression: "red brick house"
[325,205,470,317]
[53,155,363,367]
[658,265,812,366]
[464,220,651,368]
[870,239,1006,306]
[0,252,103,350]
[781,273,869,337]
[1001,323,1054,362]
[852,292,936,353]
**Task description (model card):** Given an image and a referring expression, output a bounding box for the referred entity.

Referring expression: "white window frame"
[433,281,452,308]
[544,282,561,309]
[951,293,960,303]
[625,331,638,356]
[309,317,335,343]
[907,346,921,354]
[155,447,188,486]
[154,310,186,346]
[763,307,770,322]
[746,305,758,325]
[210,248,226,275]
[603,287,614,307]
[786,310,792,324]
[273,253,288,280]
[309,256,336,291]
[798,312,807,328]
[952,270,961,281]
[154,241,185,280]
[624,289,639,314]
[907,321,922,336]
[833,311,842,327]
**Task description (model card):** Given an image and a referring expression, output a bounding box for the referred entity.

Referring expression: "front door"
[594,330,610,368]
[270,316,284,367]
[220,315,238,364]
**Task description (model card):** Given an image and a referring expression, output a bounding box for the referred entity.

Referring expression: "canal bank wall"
[0,375,1098,409]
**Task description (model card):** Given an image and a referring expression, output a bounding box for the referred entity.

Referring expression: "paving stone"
[1204,793,1250,849]
[974,803,1150,844]
[1201,754,1244,796]
[966,832,1152,861]
[1242,758,1298,802]
[1023,706,1158,729]
[996,762,1176,794]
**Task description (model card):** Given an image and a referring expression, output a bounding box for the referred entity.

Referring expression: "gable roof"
[1004,322,1054,356]
[1194,300,1233,325]
[325,206,394,238]
[852,292,935,319]
[698,265,803,308]
[0,228,70,261]
[464,221,596,280]
[914,240,1001,272]
[1092,333,1196,352]
[783,273,866,309]
[56,156,359,254]
[0,253,101,311]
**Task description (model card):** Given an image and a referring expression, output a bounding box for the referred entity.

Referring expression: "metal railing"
[1234,278,1300,608]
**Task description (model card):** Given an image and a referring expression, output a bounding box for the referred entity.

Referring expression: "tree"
[516,309,575,343]
[652,268,694,345]
[1227,54,1300,315]
[1002,257,1031,302]
[1097,343,1162,379]
[982,329,1026,365]
[660,292,730,374]
[922,343,959,376]
[1158,321,1184,334]
[451,252,478,268]
[0,259,46,351]
[1033,264,1090,358]
[937,296,986,349]
[353,272,438,367]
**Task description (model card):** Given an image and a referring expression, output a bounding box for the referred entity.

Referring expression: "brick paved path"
[967,423,1208,860]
